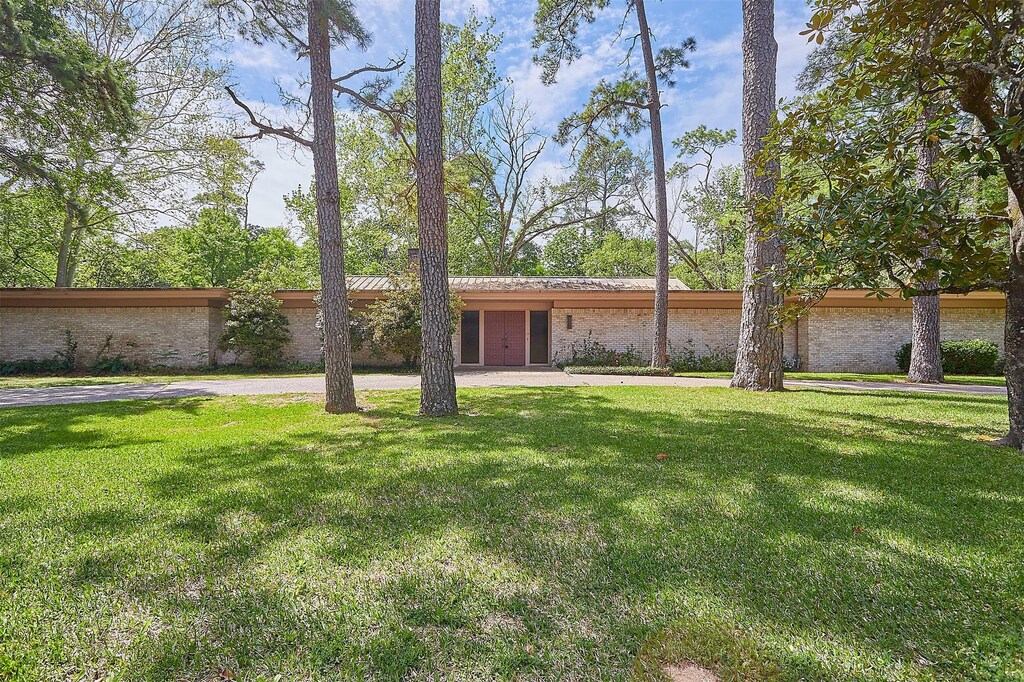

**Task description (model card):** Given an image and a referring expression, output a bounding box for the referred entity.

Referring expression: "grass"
[673,371,1008,387]
[1,386,1021,680]
[0,365,416,390]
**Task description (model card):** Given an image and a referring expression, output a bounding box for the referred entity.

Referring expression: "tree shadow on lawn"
[5,387,1024,680]
[0,397,206,460]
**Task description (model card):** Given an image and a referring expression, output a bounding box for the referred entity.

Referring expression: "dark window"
[530,310,549,364]
[461,311,480,364]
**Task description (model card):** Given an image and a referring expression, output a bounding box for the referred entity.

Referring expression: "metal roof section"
[347,276,690,292]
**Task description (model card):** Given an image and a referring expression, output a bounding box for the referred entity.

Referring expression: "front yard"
[1,386,1021,680]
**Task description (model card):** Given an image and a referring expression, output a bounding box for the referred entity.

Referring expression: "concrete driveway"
[0,368,1006,409]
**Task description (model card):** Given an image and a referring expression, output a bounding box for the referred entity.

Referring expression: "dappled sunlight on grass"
[0,386,1021,680]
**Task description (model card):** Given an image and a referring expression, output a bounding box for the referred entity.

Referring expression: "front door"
[484,311,525,366]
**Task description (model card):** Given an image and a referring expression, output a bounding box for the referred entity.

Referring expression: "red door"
[484,311,525,366]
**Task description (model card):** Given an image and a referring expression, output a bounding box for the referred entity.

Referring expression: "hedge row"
[563,365,674,377]
[896,339,1002,375]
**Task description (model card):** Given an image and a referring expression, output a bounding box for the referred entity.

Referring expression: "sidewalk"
[0,368,1005,409]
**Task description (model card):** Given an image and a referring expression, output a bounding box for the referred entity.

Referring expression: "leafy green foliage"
[582,231,655,276]
[218,286,292,368]
[669,344,736,373]
[357,272,461,366]
[562,365,672,376]
[776,0,1022,302]
[897,340,1001,376]
[774,87,1009,298]
[0,0,135,180]
[560,335,643,367]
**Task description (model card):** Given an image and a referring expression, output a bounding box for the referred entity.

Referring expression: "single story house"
[0,277,1006,373]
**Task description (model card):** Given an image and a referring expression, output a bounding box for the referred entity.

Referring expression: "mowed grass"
[1,386,1022,681]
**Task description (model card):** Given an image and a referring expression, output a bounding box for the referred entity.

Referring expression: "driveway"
[0,368,1005,408]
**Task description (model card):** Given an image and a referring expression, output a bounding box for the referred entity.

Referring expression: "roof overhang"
[0,287,1006,310]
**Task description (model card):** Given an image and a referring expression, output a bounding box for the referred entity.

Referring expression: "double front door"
[484,311,525,366]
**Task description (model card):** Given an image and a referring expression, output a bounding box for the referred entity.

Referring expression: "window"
[460,311,480,364]
[530,310,549,364]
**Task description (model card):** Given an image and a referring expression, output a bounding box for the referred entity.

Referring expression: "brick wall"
[1,296,1005,373]
[278,308,407,367]
[0,306,213,368]
[550,307,799,366]
[804,305,1005,373]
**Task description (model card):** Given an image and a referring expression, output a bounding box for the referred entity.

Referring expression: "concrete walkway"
[0,368,1006,409]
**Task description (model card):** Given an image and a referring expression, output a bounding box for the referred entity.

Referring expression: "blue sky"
[223,0,816,230]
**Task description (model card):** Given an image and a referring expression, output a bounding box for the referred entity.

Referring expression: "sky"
[221,0,817,231]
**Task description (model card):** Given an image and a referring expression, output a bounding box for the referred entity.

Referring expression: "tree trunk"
[415,0,458,416]
[308,0,356,414]
[909,294,942,381]
[1000,185,1024,449]
[908,106,943,383]
[634,0,669,369]
[55,210,75,287]
[732,0,784,391]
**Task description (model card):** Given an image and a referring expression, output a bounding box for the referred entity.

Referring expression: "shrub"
[358,272,461,367]
[219,286,292,367]
[896,339,1001,375]
[670,342,736,373]
[563,365,673,376]
[90,334,138,375]
[561,334,644,367]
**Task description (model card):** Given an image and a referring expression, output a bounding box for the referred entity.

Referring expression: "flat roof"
[0,285,1006,310]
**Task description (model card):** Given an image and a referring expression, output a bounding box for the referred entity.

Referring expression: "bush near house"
[218,286,292,368]
[560,335,644,367]
[669,343,736,373]
[896,339,1001,376]
[356,272,461,367]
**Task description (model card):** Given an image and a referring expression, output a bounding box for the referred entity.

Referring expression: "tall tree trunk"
[634,0,669,369]
[415,0,457,416]
[732,0,784,391]
[308,0,356,413]
[1001,185,1024,449]
[908,105,943,383]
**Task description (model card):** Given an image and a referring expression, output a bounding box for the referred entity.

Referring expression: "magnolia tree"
[786,1,1023,448]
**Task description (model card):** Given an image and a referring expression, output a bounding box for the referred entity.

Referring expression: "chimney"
[407,247,420,274]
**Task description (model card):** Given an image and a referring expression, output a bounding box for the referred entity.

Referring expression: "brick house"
[0,278,1006,373]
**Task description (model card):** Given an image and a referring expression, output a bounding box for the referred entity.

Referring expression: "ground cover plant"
[0,386,1021,680]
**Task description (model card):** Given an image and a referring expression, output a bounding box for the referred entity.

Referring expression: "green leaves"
[531,0,610,85]
[218,285,292,368]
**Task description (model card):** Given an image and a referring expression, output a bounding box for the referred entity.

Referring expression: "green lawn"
[1,386,1021,680]
[674,371,1007,387]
